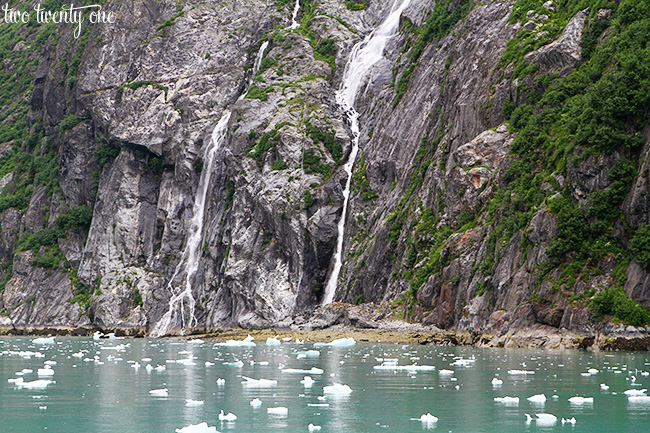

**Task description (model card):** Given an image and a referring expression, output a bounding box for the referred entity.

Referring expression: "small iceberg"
[186,399,204,407]
[323,383,352,395]
[250,398,263,408]
[439,369,454,375]
[308,423,322,432]
[241,376,277,387]
[149,388,168,397]
[267,407,288,416]
[624,389,647,396]
[14,379,55,389]
[411,413,438,424]
[628,396,650,403]
[223,360,244,367]
[314,338,355,347]
[600,383,610,390]
[37,368,54,377]
[282,367,324,374]
[218,410,237,421]
[266,336,281,346]
[189,339,204,344]
[294,350,320,358]
[525,413,557,426]
[374,363,436,371]
[32,337,55,345]
[527,394,546,403]
[588,368,599,374]
[491,377,503,386]
[216,378,225,386]
[219,335,256,347]
[494,396,519,405]
[508,369,534,375]
[450,359,475,367]
[175,422,219,433]
[568,396,593,404]
[301,376,315,387]
[561,417,577,425]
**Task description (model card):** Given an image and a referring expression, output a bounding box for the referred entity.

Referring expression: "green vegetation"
[303,148,331,178]
[296,0,337,72]
[156,10,186,32]
[590,287,650,326]
[55,206,93,231]
[346,1,368,11]
[305,120,341,161]
[394,0,471,106]
[248,130,280,168]
[304,190,314,208]
[121,81,168,99]
[352,157,378,201]
[133,288,143,307]
[631,224,650,270]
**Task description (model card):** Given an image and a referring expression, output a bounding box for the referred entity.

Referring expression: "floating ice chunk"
[149,388,168,397]
[205,362,215,367]
[600,383,610,390]
[628,396,650,403]
[219,335,256,347]
[451,359,475,367]
[15,379,54,389]
[145,364,154,372]
[72,352,84,358]
[508,369,534,375]
[294,350,320,358]
[562,417,577,425]
[37,368,54,377]
[21,368,33,374]
[535,413,557,426]
[241,376,278,387]
[267,407,288,416]
[175,422,219,433]
[315,338,355,347]
[297,354,306,359]
[93,331,103,340]
[218,410,237,421]
[411,413,438,423]
[282,337,292,342]
[301,376,315,387]
[494,396,519,405]
[580,372,592,377]
[491,377,503,386]
[250,398,263,408]
[588,368,599,374]
[39,405,47,410]
[216,378,226,386]
[44,361,56,366]
[296,339,304,344]
[155,365,166,372]
[282,367,324,374]
[8,377,24,384]
[189,339,204,344]
[624,389,647,396]
[266,336,281,346]
[374,363,435,371]
[439,369,454,375]
[101,344,128,351]
[32,337,55,344]
[131,362,140,370]
[186,399,204,407]
[105,333,117,339]
[323,383,352,395]
[528,394,546,403]
[308,403,329,407]
[308,423,322,431]
[569,396,593,404]
[223,360,244,367]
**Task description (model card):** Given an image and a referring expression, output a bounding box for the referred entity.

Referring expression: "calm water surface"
[1,336,649,432]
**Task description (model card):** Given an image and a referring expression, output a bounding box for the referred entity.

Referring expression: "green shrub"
[133,288,143,307]
[306,121,342,161]
[589,287,650,326]
[304,190,314,208]
[346,1,367,10]
[631,224,650,269]
[55,206,93,231]
[60,115,81,132]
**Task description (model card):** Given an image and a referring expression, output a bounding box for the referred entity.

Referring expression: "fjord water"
[1,337,649,432]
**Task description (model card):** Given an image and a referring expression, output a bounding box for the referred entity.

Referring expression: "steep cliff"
[0,0,649,337]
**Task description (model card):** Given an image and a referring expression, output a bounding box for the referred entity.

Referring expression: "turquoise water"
[1,336,649,432]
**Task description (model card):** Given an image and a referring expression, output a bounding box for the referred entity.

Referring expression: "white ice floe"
[93,331,103,341]
[451,359,475,367]
[250,398,263,408]
[628,396,650,403]
[588,368,599,374]
[241,376,277,387]
[72,352,84,358]
[374,363,435,371]
[218,410,237,421]
[294,350,320,358]
[562,417,577,425]
[314,338,355,347]
[411,413,438,423]
[282,367,324,374]
[323,383,352,395]
[32,337,55,344]
[223,360,244,367]
[494,396,519,405]
[525,413,557,426]
[44,361,56,366]
[266,336,281,346]
[308,423,322,432]
[149,388,168,397]
[508,369,534,375]
[600,383,610,390]
[568,396,593,404]
[282,337,292,342]
[307,403,329,407]
[37,368,54,377]
[301,376,315,387]
[528,394,546,403]
[219,335,256,347]
[267,407,288,416]
[141,358,152,362]
[439,369,454,375]
[624,389,647,396]
[175,422,219,433]
[205,361,215,367]
[216,378,226,386]
[491,377,503,386]
[13,379,54,389]
[186,399,204,407]
[189,339,204,344]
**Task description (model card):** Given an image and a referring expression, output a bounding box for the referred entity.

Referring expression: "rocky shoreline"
[2,303,649,351]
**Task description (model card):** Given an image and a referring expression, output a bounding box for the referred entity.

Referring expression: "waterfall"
[289,0,301,30]
[152,42,270,336]
[322,0,412,305]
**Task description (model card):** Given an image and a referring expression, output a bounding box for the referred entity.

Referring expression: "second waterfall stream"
[322,0,412,305]
[152,41,269,337]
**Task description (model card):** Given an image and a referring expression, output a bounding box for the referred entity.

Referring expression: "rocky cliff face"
[1,0,649,337]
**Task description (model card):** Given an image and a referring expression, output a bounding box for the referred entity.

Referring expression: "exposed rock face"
[0,0,648,340]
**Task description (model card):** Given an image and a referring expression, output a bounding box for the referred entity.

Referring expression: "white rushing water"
[153,42,270,336]
[289,0,301,30]
[322,0,412,305]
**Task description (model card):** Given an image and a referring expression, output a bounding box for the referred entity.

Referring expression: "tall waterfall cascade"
[152,42,269,336]
[322,0,412,305]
